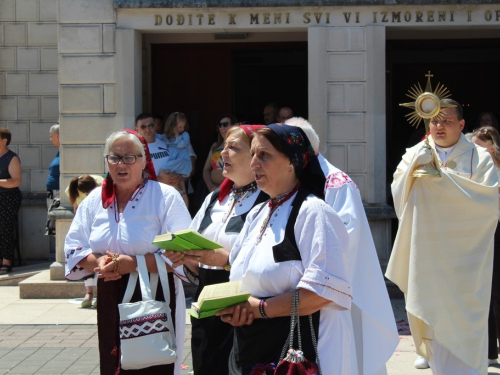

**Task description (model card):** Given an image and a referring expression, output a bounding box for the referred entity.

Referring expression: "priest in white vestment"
[286,118,399,375]
[386,100,499,375]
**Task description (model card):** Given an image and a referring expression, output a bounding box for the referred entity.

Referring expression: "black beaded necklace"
[222,181,257,223]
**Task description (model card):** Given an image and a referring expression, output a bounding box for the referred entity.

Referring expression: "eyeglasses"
[140,123,155,130]
[218,122,230,129]
[105,155,143,165]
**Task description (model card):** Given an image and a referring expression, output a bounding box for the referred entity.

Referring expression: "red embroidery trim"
[325,172,356,190]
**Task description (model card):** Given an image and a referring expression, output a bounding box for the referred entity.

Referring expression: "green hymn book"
[152,229,223,252]
[189,281,251,319]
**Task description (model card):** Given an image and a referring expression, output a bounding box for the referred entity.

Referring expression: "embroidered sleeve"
[63,194,96,281]
[295,198,352,310]
[324,171,356,191]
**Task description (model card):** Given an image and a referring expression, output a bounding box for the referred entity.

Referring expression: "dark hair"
[441,99,463,121]
[135,113,154,126]
[68,175,99,205]
[153,114,165,133]
[214,114,238,148]
[265,103,279,115]
[164,112,188,140]
[0,128,12,146]
[472,126,500,166]
[476,111,499,130]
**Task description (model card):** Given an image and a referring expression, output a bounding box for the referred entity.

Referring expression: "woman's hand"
[163,250,187,269]
[94,252,119,281]
[184,249,229,268]
[94,251,138,282]
[217,296,260,326]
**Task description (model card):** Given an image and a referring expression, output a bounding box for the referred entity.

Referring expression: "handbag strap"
[122,255,154,303]
[154,253,171,308]
[122,271,138,303]
[279,290,322,375]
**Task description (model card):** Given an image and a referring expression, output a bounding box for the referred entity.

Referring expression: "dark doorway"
[150,42,308,182]
[386,38,500,241]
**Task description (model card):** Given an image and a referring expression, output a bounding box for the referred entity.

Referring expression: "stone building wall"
[57,0,117,208]
[0,0,59,260]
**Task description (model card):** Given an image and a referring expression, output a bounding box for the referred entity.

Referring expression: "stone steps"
[0,262,52,286]
[19,269,85,299]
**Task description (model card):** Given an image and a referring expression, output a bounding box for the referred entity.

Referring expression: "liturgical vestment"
[386,134,499,375]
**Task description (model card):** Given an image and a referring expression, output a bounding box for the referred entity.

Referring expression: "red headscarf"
[218,125,264,202]
[102,129,157,209]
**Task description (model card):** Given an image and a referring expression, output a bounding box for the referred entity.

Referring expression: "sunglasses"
[218,122,231,129]
[140,123,155,130]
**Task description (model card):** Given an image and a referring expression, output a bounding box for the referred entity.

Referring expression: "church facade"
[1,0,499,263]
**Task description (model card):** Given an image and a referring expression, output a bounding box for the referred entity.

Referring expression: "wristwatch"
[223,259,231,271]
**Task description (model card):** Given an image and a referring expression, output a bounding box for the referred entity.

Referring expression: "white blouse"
[190,189,263,270]
[229,192,351,309]
[229,192,353,374]
[64,181,192,280]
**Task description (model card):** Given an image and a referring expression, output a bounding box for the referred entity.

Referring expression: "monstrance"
[399,71,456,177]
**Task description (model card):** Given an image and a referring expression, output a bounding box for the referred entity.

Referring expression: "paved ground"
[1,285,500,374]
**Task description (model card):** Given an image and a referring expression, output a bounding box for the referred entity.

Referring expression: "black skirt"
[229,310,320,375]
[191,267,233,375]
[96,272,176,375]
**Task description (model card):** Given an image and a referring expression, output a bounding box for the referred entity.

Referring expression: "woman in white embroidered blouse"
[165,125,268,375]
[218,124,352,375]
[64,130,191,375]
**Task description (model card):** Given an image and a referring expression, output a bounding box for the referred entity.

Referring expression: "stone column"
[52,0,119,278]
[308,25,394,266]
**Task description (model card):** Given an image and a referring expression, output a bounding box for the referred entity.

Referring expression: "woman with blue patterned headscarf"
[218,123,353,375]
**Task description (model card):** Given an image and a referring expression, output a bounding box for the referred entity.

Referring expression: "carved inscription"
[152,9,500,26]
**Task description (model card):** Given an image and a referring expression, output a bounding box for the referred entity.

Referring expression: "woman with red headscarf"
[64,130,192,375]
[166,125,268,375]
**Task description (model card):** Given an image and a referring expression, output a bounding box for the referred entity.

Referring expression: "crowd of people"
[1,100,500,374]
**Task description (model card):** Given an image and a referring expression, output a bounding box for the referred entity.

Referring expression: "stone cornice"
[115,0,500,8]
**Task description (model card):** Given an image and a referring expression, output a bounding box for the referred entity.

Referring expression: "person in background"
[159,112,193,206]
[476,111,499,131]
[45,123,60,236]
[202,114,238,192]
[154,113,165,135]
[278,106,294,123]
[64,130,191,375]
[0,128,22,275]
[262,103,278,125]
[65,174,104,308]
[220,124,352,374]
[165,125,268,375]
[285,117,399,375]
[471,126,500,367]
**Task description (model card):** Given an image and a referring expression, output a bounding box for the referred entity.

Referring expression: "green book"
[189,281,251,319]
[152,229,223,252]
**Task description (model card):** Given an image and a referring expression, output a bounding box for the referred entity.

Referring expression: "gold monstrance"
[399,72,456,178]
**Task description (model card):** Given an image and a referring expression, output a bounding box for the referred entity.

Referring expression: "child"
[65,174,103,308]
[158,112,193,206]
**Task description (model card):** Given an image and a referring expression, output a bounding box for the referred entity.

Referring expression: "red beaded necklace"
[256,182,300,243]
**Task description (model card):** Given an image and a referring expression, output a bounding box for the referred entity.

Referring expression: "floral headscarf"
[267,123,325,199]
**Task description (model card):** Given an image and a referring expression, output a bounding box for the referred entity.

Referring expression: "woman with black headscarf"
[218,124,352,375]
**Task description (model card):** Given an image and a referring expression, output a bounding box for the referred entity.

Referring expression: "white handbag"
[118,254,177,370]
